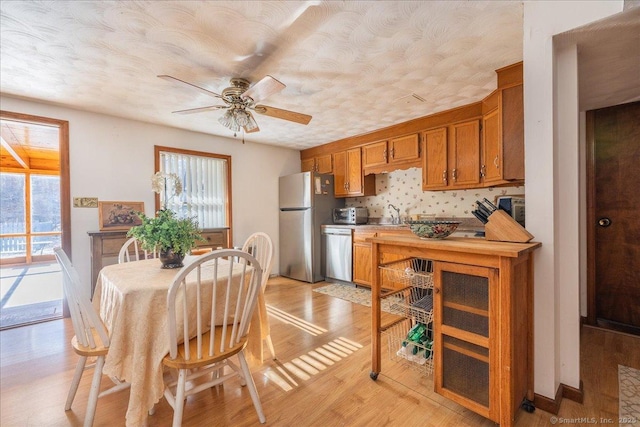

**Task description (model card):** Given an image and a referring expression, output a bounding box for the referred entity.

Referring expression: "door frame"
[585,110,596,325]
[0,110,71,317]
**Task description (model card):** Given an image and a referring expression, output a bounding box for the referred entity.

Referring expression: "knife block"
[484,210,534,243]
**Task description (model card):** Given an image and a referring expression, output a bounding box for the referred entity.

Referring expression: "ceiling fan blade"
[158,75,222,99]
[254,105,312,125]
[241,75,285,103]
[172,105,227,115]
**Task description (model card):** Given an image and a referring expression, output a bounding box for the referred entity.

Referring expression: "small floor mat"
[313,283,404,316]
[619,364,640,426]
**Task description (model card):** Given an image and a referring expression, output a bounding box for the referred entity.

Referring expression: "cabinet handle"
[346,182,350,191]
[494,155,499,168]
[480,164,486,177]
[442,170,447,184]
[383,149,387,161]
[452,168,458,182]
[390,148,395,159]
[434,287,440,294]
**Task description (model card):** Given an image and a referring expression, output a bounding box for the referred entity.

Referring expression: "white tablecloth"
[93,256,267,426]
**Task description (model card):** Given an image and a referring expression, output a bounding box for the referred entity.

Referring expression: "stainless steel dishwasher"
[322,227,352,282]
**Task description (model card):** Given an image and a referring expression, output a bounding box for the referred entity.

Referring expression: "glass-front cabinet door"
[433,261,499,422]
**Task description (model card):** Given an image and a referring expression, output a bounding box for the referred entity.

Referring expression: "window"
[154,146,231,230]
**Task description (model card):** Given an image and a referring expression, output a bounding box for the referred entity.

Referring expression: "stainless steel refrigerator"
[279,172,344,283]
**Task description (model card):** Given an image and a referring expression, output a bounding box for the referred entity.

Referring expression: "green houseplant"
[127,171,204,268]
[127,208,204,268]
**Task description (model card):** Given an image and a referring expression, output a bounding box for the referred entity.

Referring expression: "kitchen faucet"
[388,203,401,224]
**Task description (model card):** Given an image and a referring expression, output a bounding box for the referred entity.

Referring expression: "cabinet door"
[389,134,420,163]
[346,147,364,196]
[363,141,388,168]
[316,154,333,174]
[450,120,481,187]
[333,151,348,197]
[301,158,315,172]
[353,231,375,286]
[422,127,448,190]
[482,108,502,184]
[433,261,499,422]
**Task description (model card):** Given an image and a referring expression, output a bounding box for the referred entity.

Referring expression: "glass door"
[0,114,67,328]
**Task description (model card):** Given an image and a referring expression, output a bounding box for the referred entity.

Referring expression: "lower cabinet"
[434,262,498,421]
[352,228,412,290]
[433,258,533,425]
[353,230,377,287]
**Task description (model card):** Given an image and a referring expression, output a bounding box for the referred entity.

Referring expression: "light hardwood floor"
[1,276,639,426]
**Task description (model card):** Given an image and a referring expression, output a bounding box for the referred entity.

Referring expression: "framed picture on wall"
[98,201,145,231]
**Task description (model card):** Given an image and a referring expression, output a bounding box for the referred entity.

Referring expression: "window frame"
[154,145,232,243]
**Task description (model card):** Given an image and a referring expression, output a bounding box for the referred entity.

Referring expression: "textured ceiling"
[0,1,525,150]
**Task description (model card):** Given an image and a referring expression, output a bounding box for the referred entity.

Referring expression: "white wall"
[523,0,623,398]
[0,95,301,291]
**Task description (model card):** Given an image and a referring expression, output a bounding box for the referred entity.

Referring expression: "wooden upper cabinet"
[362,133,421,174]
[422,127,448,189]
[362,141,388,168]
[450,120,481,187]
[481,84,524,186]
[334,148,375,198]
[389,133,420,163]
[316,154,333,174]
[422,120,481,190]
[301,158,315,172]
[301,154,333,174]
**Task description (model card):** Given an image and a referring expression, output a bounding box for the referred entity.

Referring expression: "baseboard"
[562,381,584,404]
[534,385,562,414]
[534,381,584,414]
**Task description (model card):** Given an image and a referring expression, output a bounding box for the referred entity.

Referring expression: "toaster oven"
[333,207,368,225]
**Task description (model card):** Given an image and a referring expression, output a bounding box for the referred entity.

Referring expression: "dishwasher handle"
[322,228,353,236]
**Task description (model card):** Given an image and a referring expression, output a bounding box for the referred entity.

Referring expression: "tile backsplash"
[346,167,523,219]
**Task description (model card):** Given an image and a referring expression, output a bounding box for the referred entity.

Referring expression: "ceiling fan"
[158,74,312,135]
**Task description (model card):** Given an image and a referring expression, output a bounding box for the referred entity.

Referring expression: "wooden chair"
[162,249,266,426]
[242,232,276,360]
[117,237,158,263]
[54,248,129,427]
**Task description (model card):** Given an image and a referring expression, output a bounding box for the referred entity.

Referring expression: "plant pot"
[159,249,185,269]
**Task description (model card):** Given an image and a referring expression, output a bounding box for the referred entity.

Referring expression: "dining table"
[92,255,269,427]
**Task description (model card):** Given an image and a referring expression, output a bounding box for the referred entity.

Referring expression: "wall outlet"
[73,197,98,208]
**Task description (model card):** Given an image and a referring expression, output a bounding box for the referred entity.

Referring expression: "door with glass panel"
[0,114,68,328]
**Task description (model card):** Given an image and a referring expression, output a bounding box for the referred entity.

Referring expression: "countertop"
[321,217,485,238]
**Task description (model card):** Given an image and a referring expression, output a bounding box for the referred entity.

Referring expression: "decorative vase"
[159,249,185,269]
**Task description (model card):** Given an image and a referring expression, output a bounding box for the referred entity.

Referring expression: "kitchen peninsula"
[368,235,540,426]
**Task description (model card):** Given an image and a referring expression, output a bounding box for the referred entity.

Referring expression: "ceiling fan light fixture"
[233,108,251,127]
[218,109,233,128]
[244,111,258,132]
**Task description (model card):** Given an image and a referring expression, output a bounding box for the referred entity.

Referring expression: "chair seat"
[71,328,109,357]
[162,325,248,370]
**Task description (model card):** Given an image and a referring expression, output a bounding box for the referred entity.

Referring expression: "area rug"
[313,283,404,316]
[619,365,640,426]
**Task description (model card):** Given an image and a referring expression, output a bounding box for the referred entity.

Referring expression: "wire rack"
[386,320,434,375]
[380,258,434,324]
[379,258,433,289]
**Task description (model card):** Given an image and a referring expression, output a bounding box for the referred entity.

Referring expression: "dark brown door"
[589,101,640,330]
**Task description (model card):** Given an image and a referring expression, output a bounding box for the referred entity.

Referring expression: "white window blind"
[159,151,228,228]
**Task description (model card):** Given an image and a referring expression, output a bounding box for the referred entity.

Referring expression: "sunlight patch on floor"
[266,304,327,336]
[263,337,362,392]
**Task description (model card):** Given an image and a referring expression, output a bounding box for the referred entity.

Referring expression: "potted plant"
[127,171,204,268]
[127,208,204,268]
